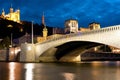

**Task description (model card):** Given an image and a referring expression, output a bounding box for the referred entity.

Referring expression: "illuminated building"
[43,26,48,40]
[65,19,78,33]
[89,22,100,30]
[79,27,90,32]
[37,13,64,43]
[79,22,101,32]
[0,6,20,23]
[37,13,48,43]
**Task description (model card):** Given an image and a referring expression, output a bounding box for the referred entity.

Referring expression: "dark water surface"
[0,61,120,80]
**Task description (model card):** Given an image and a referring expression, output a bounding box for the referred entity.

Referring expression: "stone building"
[0,5,20,23]
[64,19,78,33]
[89,22,100,30]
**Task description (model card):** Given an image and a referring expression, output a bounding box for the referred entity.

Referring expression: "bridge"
[20,25,120,62]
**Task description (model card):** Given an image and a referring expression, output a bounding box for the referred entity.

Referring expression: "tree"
[2,36,11,48]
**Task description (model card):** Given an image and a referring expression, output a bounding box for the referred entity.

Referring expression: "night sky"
[0,0,120,28]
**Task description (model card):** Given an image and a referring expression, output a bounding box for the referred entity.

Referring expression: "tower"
[1,9,5,18]
[42,13,48,40]
[42,25,48,40]
[16,9,20,23]
[65,19,78,33]
[10,4,13,13]
[42,12,45,26]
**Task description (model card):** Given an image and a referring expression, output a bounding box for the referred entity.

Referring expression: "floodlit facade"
[1,6,20,23]
[65,19,78,33]
[89,22,100,30]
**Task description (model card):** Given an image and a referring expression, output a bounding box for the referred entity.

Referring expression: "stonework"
[20,43,35,62]
[65,19,78,33]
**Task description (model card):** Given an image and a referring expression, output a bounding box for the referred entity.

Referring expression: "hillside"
[0,18,53,39]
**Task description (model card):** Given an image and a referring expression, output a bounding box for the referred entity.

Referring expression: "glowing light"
[27,46,31,51]
[10,51,14,54]
[7,25,13,28]
[24,64,34,80]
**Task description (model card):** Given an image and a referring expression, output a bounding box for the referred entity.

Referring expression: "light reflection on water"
[8,62,15,80]
[0,61,120,80]
[62,73,75,80]
[24,63,34,80]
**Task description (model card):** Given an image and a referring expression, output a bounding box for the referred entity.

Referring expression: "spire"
[2,8,5,14]
[41,12,48,40]
[2,8,4,12]
[11,4,12,8]
[10,4,13,13]
[42,12,45,25]
[1,8,5,17]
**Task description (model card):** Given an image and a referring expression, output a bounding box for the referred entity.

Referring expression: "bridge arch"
[20,25,120,62]
[35,25,120,58]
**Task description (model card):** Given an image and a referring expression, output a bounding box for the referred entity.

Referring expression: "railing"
[38,25,120,44]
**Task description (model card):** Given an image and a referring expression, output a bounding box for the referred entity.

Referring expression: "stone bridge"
[20,25,120,62]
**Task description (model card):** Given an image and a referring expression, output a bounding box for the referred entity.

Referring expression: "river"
[0,61,120,80]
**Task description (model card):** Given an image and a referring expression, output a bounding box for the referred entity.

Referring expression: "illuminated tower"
[43,25,48,40]
[1,9,5,18]
[89,22,100,30]
[16,9,20,23]
[42,13,48,40]
[65,19,78,33]
[10,4,13,13]
[42,12,45,25]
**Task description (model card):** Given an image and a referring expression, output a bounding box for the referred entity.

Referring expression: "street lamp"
[31,21,34,44]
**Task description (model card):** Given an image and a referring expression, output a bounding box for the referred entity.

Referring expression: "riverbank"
[81,52,120,61]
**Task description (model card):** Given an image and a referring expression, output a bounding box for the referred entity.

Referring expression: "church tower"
[42,25,48,40]
[42,13,48,40]
[42,12,45,25]
[10,4,13,13]
[1,9,5,18]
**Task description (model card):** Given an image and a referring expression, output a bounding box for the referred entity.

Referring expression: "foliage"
[0,36,11,49]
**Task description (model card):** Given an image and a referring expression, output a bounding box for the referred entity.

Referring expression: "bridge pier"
[20,43,36,62]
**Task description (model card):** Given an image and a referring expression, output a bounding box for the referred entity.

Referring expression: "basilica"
[0,6,20,23]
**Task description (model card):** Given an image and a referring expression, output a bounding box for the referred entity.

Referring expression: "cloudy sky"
[0,0,120,28]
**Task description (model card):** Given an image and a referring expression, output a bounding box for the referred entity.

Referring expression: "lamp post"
[31,21,34,44]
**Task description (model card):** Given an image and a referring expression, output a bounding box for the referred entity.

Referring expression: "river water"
[0,61,120,80]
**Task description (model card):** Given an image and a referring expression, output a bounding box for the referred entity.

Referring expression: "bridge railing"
[37,25,120,44]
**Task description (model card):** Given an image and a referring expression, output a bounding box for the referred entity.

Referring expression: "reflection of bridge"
[20,25,120,62]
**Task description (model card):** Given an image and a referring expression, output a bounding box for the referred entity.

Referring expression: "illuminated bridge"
[20,25,120,62]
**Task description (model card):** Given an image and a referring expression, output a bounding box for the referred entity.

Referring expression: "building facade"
[79,22,101,32]
[89,22,100,30]
[64,19,78,33]
[1,6,20,23]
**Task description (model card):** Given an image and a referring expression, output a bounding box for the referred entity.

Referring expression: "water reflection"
[1,61,120,80]
[62,73,75,80]
[8,62,23,80]
[24,64,34,80]
[8,62,15,80]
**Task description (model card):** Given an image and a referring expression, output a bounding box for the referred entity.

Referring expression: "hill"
[0,18,53,39]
